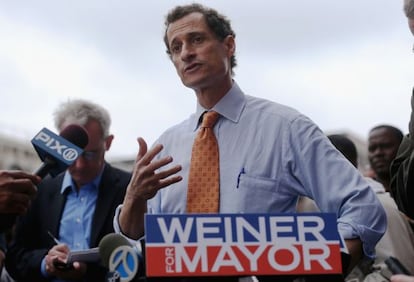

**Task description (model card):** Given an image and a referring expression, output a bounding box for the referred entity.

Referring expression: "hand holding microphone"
[0,124,88,229]
[0,170,40,215]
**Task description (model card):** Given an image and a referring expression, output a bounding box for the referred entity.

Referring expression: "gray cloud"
[0,0,412,159]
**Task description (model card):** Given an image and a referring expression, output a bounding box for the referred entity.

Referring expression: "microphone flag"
[108,245,139,281]
[99,233,140,282]
[31,127,84,177]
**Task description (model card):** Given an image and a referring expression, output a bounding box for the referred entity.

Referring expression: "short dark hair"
[328,134,358,167]
[163,3,237,75]
[404,0,414,18]
[369,125,404,144]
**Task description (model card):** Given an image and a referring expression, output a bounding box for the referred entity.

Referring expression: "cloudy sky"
[1,0,412,160]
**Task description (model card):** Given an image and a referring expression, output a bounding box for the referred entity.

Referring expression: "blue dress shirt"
[115,82,386,259]
[59,170,102,250]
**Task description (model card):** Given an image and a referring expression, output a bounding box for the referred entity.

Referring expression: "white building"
[0,133,40,171]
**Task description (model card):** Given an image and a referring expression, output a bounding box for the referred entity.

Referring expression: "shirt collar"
[61,164,106,194]
[191,81,246,131]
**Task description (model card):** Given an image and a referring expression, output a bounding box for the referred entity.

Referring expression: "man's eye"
[193,36,203,44]
[171,44,181,54]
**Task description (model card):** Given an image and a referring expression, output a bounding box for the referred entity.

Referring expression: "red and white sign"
[145,213,344,277]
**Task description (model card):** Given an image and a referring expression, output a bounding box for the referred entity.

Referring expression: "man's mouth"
[184,63,200,73]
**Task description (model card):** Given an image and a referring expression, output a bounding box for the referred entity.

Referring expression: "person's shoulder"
[157,113,195,139]
[104,164,131,181]
[364,177,386,193]
[245,94,309,124]
[31,174,64,204]
[36,174,64,191]
[247,94,301,113]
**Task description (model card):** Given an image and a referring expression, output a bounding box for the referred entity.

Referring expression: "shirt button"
[76,218,81,223]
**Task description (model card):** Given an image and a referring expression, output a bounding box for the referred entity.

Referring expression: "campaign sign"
[145,213,343,277]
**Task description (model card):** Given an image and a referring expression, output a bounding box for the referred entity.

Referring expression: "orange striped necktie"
[186,111,220,213]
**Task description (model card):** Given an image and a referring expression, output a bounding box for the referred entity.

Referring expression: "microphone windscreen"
[59,124,89,149]
[99,233,132,268]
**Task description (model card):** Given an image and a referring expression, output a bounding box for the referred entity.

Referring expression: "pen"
[236,167,245,188]
[47,231,61,245]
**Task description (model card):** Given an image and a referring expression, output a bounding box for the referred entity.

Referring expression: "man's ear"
[224,35,236,57]
[105,135,114,151]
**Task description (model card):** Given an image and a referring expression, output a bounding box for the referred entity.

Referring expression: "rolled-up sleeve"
[288,116,387,259]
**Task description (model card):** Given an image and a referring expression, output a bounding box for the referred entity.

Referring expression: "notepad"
[66,247,100,264]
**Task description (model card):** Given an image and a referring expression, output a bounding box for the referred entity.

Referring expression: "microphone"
[384,256,411,275]
[99,233,141,282]
[31,124,89,178]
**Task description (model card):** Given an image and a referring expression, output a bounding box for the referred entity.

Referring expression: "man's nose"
[71,156,88,168]
[181,43,195,61]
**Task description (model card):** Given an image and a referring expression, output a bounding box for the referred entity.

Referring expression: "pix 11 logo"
[145,213,344,277]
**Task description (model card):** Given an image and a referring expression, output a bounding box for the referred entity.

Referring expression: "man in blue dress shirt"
[115,3,386,281]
